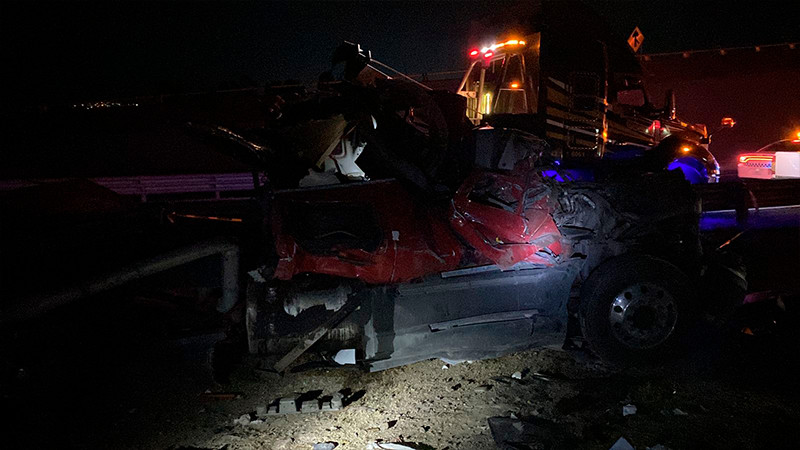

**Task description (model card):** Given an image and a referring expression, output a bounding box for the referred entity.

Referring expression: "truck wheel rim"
[608,282,678,349]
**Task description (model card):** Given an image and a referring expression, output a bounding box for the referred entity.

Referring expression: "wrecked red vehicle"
[233,46,709,370]
[248,156,702,371]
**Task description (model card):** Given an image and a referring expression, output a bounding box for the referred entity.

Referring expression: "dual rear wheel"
[579,255,694,365]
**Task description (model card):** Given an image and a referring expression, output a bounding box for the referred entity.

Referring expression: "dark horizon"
[3,0,799,104]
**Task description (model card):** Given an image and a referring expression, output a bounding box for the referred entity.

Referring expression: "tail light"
[738,154,774,164]
[738,153,775,174]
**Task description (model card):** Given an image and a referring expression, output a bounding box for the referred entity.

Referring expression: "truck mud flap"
[363,260,581,371]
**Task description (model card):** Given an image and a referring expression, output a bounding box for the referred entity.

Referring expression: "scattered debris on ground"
[609,436,635,450]
[622,404,637,416]
[6,300,800,449]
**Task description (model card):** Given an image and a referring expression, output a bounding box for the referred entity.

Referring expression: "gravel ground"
[181,336,799,450]
[3,297,799,450]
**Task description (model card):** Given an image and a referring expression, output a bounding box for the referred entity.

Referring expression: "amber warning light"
[470,39,526,57]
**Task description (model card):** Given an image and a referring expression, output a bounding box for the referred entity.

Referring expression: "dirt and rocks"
[182,336,799,450]
[196,350,599,450]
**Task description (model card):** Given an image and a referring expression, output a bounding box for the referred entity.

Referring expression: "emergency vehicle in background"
[455,3,729,184]
[737,132,800,179]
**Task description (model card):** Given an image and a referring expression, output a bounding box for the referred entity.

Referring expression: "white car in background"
[738,136,800,179]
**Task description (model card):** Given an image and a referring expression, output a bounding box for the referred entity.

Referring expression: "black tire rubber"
[579,254,695,366]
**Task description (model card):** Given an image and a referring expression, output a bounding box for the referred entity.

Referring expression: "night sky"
[3,0,798,104]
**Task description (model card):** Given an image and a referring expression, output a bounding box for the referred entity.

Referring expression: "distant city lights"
[72,101,139,109]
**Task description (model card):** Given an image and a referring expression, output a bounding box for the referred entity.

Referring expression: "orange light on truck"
[510,82,519,88]
[682,146,691,153]
[481,39,526,53]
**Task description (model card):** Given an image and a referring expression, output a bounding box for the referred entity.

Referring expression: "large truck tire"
[579,254,695,366]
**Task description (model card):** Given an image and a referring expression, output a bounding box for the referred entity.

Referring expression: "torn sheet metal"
[451,171,563,269]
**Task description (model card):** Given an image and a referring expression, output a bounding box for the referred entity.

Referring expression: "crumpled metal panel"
[273,180,463,284]
[451,171,563,269]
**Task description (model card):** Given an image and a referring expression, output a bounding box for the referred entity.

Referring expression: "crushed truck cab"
[216,24,729,372]
[246,125,704,371]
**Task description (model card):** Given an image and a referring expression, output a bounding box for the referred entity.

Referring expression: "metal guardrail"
[638,42,798,60]
[94,173,256,201]
[695,178,800,211]
[0,172,257,202]
[1,237,240,324]
[3,172,797,211]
